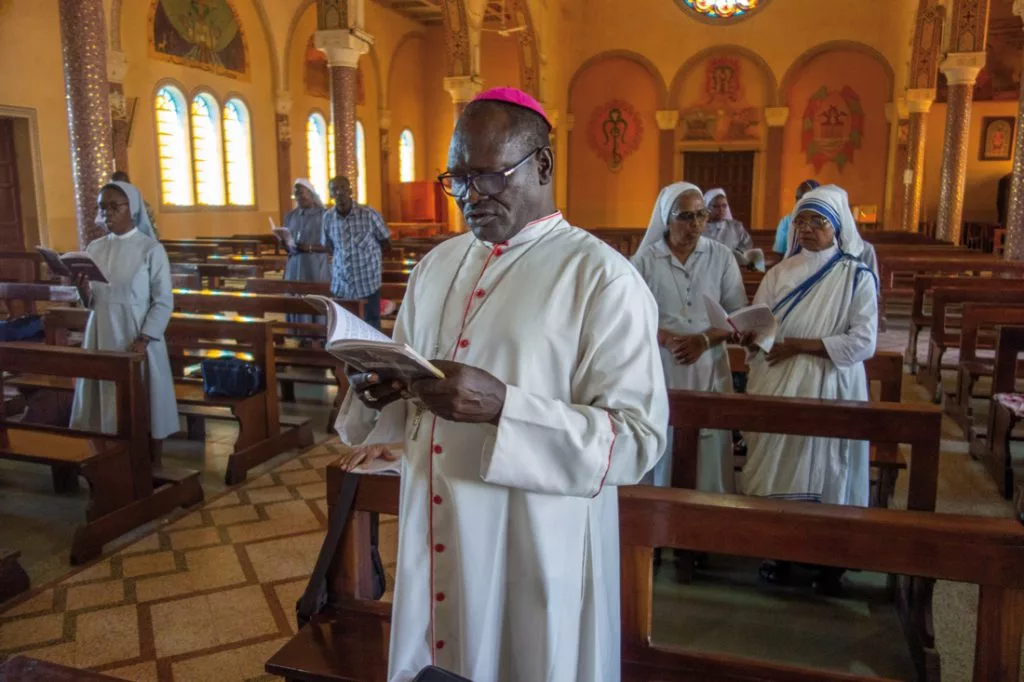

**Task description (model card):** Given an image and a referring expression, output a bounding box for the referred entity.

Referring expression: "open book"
[306,295,444,384]
[36,247,109,283]
[704,295,778,352]
[268,217,295,250]
[736,248,766,273]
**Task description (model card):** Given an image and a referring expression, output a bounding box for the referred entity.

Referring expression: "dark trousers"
[363,289,381,331]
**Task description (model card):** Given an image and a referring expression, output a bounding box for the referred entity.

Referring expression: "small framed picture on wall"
[980,117,1016,161]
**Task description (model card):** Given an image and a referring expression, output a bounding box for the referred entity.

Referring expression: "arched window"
[327,122,337,183]
[155,85,194,206]
[190,93,226,206]
[678,0,767,21]
[223,98,255,206]
[399,129,415,183]
[306,113,329,202]
[355,120,367,204]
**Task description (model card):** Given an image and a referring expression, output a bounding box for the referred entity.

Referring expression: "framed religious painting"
[980,117,1015,161]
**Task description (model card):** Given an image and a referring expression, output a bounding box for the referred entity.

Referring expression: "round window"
[677,0,769,23]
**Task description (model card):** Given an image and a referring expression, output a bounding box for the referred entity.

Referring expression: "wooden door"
[0,118,24,252]
[682,150,756,229]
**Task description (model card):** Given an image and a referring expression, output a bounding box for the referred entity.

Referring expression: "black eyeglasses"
[438,148,541,199]
[670,208,710,224]
[98,202,129,213]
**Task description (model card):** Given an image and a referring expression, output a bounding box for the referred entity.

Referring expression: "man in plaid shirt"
[322,175,392,329]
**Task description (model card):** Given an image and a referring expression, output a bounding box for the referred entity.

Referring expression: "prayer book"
[305,295,445,384]
[346,443,403,476]
[704,295,778,351]
[268,217,296,249]
[739,248,766,273]
[35,247,109,283]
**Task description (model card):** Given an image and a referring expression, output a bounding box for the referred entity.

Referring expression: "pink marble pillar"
[315,30,368,187]
[58,0,114,247]
[935,55,984,245]
[902,97,934,233]
[1004,50,1024,260]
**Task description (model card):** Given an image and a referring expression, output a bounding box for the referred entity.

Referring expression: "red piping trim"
[593,413,616,497]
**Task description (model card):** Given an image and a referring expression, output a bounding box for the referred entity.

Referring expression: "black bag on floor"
[200,357,263,398]
[295,472,387,629]
[413,666,473,681]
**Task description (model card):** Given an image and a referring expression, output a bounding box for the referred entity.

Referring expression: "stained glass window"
[306,113,329,202]
[399,129,415,183]
[681,0,765,20]
[327,121,337,182]
[223,99,255,206]
[155,86,194,206]
[190,93,226,206]
[355,120,367,204]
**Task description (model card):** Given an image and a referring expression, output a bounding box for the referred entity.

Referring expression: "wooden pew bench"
[917,285,1024,401]
[241,278,407,330]
[34,308,314,485]
[0,282,79,318]
[205,253,288,274]
[946,303,1024,443]
[169,262,263,289]
[190,236,263,255]
[0,343,202,563]
[984,326,1024,498]
[0,250,48,283]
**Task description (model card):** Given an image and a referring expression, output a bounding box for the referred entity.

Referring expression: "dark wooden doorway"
[0,118,24,252]
[682,150,756,229]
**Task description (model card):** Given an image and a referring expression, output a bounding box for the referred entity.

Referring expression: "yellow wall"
[923,100,1018,225]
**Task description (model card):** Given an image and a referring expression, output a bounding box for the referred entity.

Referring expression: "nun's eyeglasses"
[438,148,541,199]
[793,215,831,230]
[670,208,710,224]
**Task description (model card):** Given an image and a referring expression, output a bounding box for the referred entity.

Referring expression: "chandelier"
[682,0,762,19]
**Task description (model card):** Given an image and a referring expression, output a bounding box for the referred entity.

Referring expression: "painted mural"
[680,56,760,142]
[588,100,644,172]
[150,0,247,78]
[801,85,865,172]
[304,36,365,104]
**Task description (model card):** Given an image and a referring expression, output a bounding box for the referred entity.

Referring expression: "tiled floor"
[0,325,1020,681]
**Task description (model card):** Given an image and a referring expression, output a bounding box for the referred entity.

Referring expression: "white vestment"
[336,213,667,682]
[741,245,877,506]
[632,236,747,492]
[70,229,179,439]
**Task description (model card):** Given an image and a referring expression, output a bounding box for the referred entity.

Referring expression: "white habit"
[633,186,747,493]
[741,186,877,506]
[71,229,179,439]
[336,213,667,682]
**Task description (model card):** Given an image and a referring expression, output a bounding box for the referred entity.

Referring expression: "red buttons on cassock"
[459,339,470,349]
[433,444,443,455]
[436,592,446,602]
[436,640,445,650]
[475,288,485,298]
[493,247,505,257]
[435,543,446,553]
[433,495,443,505]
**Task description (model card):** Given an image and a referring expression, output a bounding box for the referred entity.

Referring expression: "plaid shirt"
[321,204,391,299]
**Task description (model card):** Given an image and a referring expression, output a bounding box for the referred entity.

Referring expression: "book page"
[35,247,70,278]
[730,304,778,351]
[347,445,403,476]
[327,340,444,384]
[61,254,108,283]
[703,295,736,333]
[305,295,390,345]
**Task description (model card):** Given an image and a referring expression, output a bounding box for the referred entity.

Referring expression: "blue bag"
[0,315,44,342]
[200,357,263,398]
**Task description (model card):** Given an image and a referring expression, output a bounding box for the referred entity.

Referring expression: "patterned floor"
[0,439,396,681]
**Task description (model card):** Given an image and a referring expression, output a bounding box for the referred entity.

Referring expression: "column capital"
[443,75,484,104]
[654,110,680,131]
[940,52,986,85]
[889,98,910,121]
[107,50,129,84]
[315,29,372,68]
[379,109,392,130]
[763,106,790,128]
[275,92,293,116]
[905,88,936,113]
[565,114,575,132]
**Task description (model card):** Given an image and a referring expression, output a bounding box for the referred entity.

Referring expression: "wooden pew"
[190,236,263,255]
[205,253,289,274]
[267,463,1024,682]
[947,304,1024,443]
[169,262,262,289]
[0,250,48,283]
[37,308,314,485]
[917,286,1024,401]
[904,275,1024,372]
[985,326,1024,498]
[241,279,407,310]
[160,240,225,261]
[0,282,78,318]
[0,343,203,563]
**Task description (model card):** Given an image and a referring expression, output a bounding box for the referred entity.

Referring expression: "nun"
[702,187,754,265]
[71,182,179,446]
[632,182,748,493]
[740,184,878,593]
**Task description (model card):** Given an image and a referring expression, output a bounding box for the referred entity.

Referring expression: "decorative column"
[107,50,130,174]
[902,90,935,232]
[275,93,293,222]
[936,52,986,244]
[1002,0,1024,260]
[58,0,114,247]
[655,110,680,190]
[444,75,485,123]
[379,108,391,219]
[886,98,910,230]
[763,106,790,229]
[316,30,370,184]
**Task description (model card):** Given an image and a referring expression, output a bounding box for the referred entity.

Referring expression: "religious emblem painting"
[587,100,644,172]
[980,117,1015,161]
[677,0,768,21]
[801,86,865,172]
[680,56,760,142]
[150,0,247,79]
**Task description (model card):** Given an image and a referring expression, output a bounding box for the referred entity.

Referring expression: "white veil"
[703,187,734,222]
[785,184,866,259]
[637,181,704,255]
